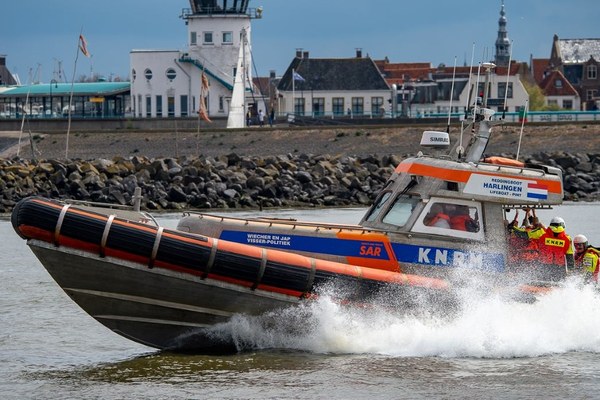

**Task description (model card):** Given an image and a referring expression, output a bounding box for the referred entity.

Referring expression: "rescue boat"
[11,63,566,352]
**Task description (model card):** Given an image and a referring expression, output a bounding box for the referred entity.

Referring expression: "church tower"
[494,1,511,66]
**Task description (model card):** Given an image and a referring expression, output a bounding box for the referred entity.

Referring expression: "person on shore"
[258,109,265,127]
[573,234,600,282]
[246,109,252,127]
[269,108,275,127]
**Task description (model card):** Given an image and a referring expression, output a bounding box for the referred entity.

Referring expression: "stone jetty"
[1,151,599,214]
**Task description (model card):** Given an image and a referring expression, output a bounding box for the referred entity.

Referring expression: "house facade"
[549,35,600,110]
[376,60,529,117]
[276,50,391,118]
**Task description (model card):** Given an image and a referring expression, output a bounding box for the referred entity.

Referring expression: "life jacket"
[449,214,472,231]
[581,246,600,281]
[538,226,572,267]
[428,213,451,228]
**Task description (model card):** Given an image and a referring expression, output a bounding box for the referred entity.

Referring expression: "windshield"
[381,195,421,227]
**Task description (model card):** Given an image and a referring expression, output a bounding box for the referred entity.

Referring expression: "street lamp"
[49,79,58,117]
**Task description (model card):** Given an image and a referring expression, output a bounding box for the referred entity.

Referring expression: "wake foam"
[208,276,600,358]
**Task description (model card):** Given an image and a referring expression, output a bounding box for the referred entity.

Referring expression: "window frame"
[411,197,484,241]
[222,31,233,44]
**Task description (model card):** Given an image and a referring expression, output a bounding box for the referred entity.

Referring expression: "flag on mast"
[79,35,90,57]
[292,71,305,82]
[199,72,211,122]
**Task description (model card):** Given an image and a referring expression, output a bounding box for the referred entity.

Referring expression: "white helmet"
[574,234,588,247]
[550,216,565,228]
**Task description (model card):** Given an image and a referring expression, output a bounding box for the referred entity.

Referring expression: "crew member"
[424,203,451,229]
[449,205,479,232]
[511,216,574,281]
[573,234,600,283]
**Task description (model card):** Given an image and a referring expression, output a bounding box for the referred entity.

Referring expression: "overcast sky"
[1,0,598,83]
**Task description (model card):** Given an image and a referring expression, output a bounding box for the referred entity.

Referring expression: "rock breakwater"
[1,151,599,214]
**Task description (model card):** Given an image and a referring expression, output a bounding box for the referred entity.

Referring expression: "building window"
[555,79,562,88]
[145,96,152,117]
[563,100,573,109]
[294,97,305,115]
[587,89,598,101]
[219,96,224,112]
[191,32,197,45]
[312,98,324,116]
[203,32,213,44]
[588,65,598,80]
[144,68,153,81]
[156,95,163,117]
[180,95,188,117]
[332,97,344,116]
[166,68,177,81]
[168,96,175,117]
[137,94,142,117]
[371,96,384,116]
[222,31,233,44]
[131,69,136,82]
[547,99,558,106]
[498,82,513,99]
[351,97,364,116]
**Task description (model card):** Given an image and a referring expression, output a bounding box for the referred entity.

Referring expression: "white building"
[276,50,391,118]
[130,0,265,120]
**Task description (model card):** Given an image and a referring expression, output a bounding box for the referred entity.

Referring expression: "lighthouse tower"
[494,1,511,67]
[130,0,263,120]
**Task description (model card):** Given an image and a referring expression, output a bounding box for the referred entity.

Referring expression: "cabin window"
[191,32,197,45]
[203,32,213,44]
[412,199,484,241]
[365,191,392,222]
[381,195,421,227]
[144,69,153,81]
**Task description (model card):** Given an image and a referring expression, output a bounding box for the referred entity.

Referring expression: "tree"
[522,81,545,111]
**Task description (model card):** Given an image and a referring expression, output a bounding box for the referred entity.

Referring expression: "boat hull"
[13,197,452,352]
[28,240,298,352]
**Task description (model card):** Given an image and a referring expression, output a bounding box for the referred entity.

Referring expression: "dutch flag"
[527,183,548,199]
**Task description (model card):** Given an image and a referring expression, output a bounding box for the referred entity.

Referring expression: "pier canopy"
[189,0,250,15]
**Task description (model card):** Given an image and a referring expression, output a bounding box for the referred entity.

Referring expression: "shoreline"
[2,123,600,214]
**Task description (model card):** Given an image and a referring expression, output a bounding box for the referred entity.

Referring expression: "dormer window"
[588,65,597,80]
[555,79,562,88]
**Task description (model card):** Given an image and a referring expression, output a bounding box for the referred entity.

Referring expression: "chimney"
[296,48,303,58]
[356,48,362,58]
[303,51,309,59]
[0,55,6,66]
[269,70,276,79]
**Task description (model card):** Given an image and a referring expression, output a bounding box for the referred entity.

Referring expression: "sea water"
[2,203,600,399]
